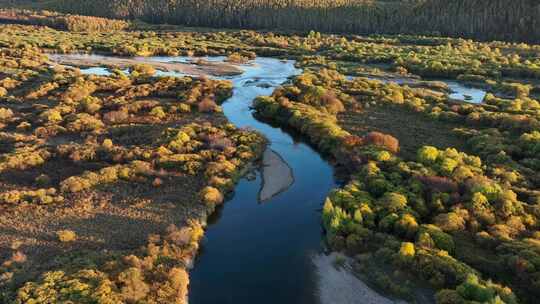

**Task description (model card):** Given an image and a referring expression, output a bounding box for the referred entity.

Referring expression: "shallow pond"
[64,55,367,303]
[347,75,487,103]
[445,80,487,103]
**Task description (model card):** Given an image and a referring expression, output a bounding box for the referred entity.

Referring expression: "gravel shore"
[313,252,406,304]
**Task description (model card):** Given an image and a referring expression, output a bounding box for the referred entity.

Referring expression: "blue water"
[346,75,487,103]
[189,58,338,304]
[68,55,339,303]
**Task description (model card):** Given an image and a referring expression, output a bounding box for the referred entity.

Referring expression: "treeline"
[41,0,540,42]
[0,8,129,31]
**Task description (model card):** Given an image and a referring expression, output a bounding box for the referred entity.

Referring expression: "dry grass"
[338,104,470,160]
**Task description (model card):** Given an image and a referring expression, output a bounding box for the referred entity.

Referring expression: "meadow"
[0,7,539,304]
[0,35,264,302]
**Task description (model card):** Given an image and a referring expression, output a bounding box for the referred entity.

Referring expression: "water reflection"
[346,75,487,103]
[69,55,338,303]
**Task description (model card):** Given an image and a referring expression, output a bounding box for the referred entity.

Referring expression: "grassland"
[254,66,540,303]
[0,40,264,302]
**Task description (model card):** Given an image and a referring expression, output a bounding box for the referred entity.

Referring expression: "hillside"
[0,0,538,42]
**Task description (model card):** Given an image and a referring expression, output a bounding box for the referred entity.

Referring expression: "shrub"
[320,91,345,114]
[150,106,167,119]
[435,289,466,304]
[0,189,62,205]
[198,97,218,112]
[200,186,223,205]
[102,138,114,149]
[226,52,249,64]
[15,269,122,303]
[416,232,436,249]
[131,64,156,77]
[439,158,459,176]
[419,225,455,253]
[40,109,63,123]
[168,267,189,301]
[417,146,440,164]
[79,96,102,114]
[35,174,51,186]
[456,274,495,303]
[118,267,150,302]
[399,242,415,258]
[434,212,466,232]
[379,192,407,213]
[417,175,458,193]
[394,213,419,238]
[103,110,129,124]
[165,224,193,246]
[206,134,234,151]
[364,132,399,154]
[60,176,93,193]
[56,230,77,242]
[0,107,14,121]
[62,80,97,102]
[0,149,49,172]
[66,113,104,132]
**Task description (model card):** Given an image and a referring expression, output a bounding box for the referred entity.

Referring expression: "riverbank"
[0,46,265,303]
[254,61,540,303]
[313,252,405,304]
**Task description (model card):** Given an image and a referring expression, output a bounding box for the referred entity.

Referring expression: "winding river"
[69,56,341,303]
[187,58,339,303]
[62,54,478,303]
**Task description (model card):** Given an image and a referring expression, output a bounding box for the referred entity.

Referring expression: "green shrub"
[419,225,455,253]
[379,192,408,213]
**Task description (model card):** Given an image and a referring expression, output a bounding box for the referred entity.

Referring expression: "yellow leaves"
[200,186,223,206]
[0,188,63,205]
[0,107,14,121]
[40,109,63,123]
[56,230,77,242]
[399,242,415,258]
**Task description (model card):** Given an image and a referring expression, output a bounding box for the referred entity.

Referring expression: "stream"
[346,75,487,103]
[55,54,448,303]
[187,58,339,303]
[65,55,342,303]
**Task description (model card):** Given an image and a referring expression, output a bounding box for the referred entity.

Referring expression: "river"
[66,55,340,303]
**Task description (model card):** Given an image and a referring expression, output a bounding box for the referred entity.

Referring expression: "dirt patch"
[0,174,207,289]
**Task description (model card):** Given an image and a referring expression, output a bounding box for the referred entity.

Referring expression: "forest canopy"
[0,0,538,42]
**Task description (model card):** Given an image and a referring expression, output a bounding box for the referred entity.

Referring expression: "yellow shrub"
[57,230,77,242]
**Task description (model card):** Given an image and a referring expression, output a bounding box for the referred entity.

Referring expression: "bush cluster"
[15,220,203,304]
[0,9,129,32]
[254,69,540,303]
